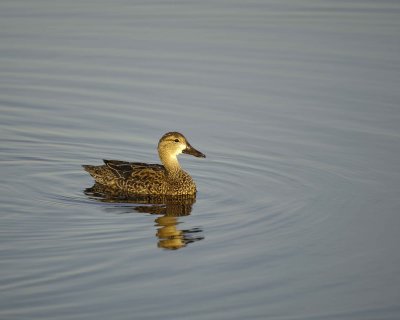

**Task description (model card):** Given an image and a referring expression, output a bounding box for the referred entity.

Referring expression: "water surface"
[1,1,400,319]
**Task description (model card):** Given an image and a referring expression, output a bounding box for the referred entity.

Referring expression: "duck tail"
[82,165,97,176]
[82,164,114,187]
[82,165,105,181]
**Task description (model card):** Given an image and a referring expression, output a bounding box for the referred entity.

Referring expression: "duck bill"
[183,144,206,158]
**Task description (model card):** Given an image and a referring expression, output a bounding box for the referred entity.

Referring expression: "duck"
[82,132,205,195]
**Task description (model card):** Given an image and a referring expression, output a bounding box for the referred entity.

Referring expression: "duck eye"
[174,139,180,143]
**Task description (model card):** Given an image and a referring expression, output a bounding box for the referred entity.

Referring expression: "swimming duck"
[83,132,205,195]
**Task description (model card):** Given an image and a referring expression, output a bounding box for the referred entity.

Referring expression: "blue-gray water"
[1,1,400,319]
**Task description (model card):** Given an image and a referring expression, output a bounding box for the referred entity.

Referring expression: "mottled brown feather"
[82,132,205,195]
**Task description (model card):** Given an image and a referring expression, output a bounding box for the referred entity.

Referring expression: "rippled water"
[1,1,400,319]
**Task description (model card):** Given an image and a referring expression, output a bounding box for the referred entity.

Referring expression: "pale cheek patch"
[177,143,186,155]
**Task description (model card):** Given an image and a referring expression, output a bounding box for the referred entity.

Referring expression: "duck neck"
[159,151,182,176]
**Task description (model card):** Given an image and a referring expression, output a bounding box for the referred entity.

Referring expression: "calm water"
[1,1,400,319]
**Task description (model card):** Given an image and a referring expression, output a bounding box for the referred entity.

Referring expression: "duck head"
[158,132,206,159]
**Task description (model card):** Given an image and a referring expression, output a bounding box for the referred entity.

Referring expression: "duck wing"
[84,160,167,193]
[103,159,165,180]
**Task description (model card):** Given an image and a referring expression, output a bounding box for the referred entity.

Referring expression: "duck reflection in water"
[84,183,204,250]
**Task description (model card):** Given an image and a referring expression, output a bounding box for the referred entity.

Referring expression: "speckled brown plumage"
[83,132,205,195]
